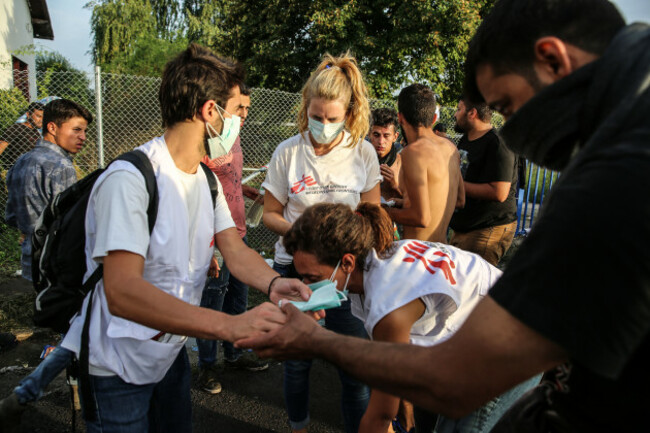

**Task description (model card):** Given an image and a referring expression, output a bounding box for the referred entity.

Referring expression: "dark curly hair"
[284,202,395,268]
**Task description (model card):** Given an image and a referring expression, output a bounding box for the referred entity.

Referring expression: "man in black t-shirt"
[449,98,517,266]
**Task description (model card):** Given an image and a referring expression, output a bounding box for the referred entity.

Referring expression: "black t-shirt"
[450,129,517,232]
[489,139,650,431]
[0,123,41,170]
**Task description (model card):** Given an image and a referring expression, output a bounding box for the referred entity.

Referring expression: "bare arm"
[242,184,261,201]
[262,191,292,236]
[387,148,431,228]
[456,173,466,209]
[102,250,286,342]
[0,141,8,156]
[359,300,424,433]
[238,296,567,418]
[360,183,381,205]
[380,164,403,199]
[216,227,311,304]
[464,181,511,202]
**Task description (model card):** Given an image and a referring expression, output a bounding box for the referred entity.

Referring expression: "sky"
[37,0,650,74]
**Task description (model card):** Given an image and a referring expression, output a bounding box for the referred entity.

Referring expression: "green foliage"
[87,0,495,101]
[102,34,188,76]
[216,0,495,102]
[86,0,157,66]
[35,52,94,110]
[0,88,28,133]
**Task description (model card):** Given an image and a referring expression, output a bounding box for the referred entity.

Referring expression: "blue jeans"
[432,374,542,433]
[197,237,250,366]
[197,267,229,368]
[82,347,191,433]
[14,343,73,404]
[274,261,370,433]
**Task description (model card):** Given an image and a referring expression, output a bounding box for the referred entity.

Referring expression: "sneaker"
[225,351,269,371]
[197,366,222,394]
[0,393,26,433]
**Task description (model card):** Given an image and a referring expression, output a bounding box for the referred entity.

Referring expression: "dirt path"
[0,277,346,433]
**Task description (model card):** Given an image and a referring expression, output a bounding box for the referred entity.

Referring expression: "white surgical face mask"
[308,117,345,145]
[205,104,241,159]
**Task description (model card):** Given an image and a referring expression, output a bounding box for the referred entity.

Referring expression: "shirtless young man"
[387,84,464,243]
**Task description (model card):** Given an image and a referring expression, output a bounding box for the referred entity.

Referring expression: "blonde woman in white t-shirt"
[282,202,540,433]
[261,53,381,433]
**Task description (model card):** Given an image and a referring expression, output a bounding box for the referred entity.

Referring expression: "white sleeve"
[262,145,289,205]
[91,170,150,260]
[361,140,382,193]
[213,173,236,234]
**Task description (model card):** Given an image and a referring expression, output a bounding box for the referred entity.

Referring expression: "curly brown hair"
[284,202,395,268]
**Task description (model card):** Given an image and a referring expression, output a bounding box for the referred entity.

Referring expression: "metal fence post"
[94,66,105,168]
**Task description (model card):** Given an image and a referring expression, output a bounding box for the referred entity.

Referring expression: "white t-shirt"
[62,136,235,384]
[90,166,233,263]
[351,240,502,347]
[262,131,381,264]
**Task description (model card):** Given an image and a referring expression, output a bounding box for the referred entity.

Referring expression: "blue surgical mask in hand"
[279,260,351,312]
[283,280,348,312]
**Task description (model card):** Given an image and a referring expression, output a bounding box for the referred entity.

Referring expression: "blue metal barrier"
[516,161,560,236]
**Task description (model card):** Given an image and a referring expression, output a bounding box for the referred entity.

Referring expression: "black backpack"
[31,149,218,422]
[31,150,218,333]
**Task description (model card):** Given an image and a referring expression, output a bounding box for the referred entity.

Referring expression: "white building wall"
[0,0,38,101]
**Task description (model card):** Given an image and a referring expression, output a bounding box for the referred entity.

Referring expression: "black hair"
[398,83,437,128]
[460,96,493,123]
[27,102,44,113]
[371,108,399,130]
[240,83,251,96]
[433,123,447,133]
[464,0,625,102]
[159,43,245,128]
[42,99,93,135]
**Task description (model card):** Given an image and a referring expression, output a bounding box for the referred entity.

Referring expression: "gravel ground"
[0,277,347,433]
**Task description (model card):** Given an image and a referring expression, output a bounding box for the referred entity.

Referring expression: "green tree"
[35,51,93,109]
[216,0,495,102]
[86,0,157,66]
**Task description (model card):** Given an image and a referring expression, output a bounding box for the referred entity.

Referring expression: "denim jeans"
[82,348,191,433]
[14,343,74,404]
[274,261,370,433]
[450,221,517,267]
[433,374,542,433]
[197,237,251,366]
[197,266,229,368]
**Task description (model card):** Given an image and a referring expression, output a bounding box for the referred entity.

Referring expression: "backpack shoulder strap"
[114,150,159,233]
[200,162,218,209]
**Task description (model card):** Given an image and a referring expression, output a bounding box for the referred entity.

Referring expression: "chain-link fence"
[0,68,503,273]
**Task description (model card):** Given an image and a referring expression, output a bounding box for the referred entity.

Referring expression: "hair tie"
[355,211,362,217]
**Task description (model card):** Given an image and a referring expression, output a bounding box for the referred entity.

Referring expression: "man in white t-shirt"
[60,44,311,433]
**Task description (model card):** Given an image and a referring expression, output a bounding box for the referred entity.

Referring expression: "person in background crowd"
[0,99,92,433]
[196,82,268,396]
[0,102,44,170]
[432,123,448,139]
[262,52,380,433]
[386,84,464,244]
[370,108,403,203]
[449,97,518,266]
[238,1,650,431]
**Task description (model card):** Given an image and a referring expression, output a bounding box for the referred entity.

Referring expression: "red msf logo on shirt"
[290,174,317,194]
[402,241,457,284]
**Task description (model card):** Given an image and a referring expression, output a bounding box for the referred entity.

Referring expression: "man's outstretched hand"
[235,303,329,359]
